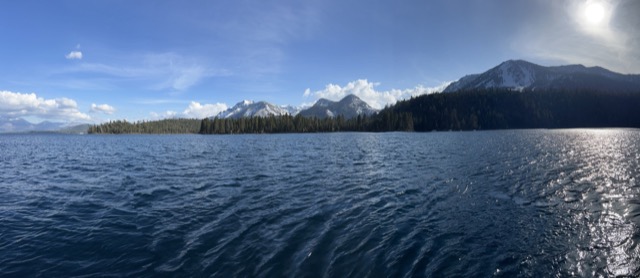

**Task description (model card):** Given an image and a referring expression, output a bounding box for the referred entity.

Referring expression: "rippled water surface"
[1,130,640,277]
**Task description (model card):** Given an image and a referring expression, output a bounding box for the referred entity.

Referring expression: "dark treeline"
[198,114,413,134]
[88,119,201,134]
[200,89,640,134]
[388,88,640,131]
[89,89,640,134]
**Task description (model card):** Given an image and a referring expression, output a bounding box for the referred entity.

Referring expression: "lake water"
[1,130,639,277]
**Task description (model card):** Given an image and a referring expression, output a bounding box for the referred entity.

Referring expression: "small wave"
[1,131,640,276]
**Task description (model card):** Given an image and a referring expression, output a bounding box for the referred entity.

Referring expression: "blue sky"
[1,0,638,123]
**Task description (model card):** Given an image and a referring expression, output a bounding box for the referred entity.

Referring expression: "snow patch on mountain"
[214,100,296,119]
[298,94,378,119]
[443,59,640,93]
[496,60,536,89]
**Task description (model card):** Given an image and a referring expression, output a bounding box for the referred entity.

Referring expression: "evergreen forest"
[88,119,201,134]
[89,89,640,134]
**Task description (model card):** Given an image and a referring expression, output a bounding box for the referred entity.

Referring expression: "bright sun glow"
[585,2,605,24]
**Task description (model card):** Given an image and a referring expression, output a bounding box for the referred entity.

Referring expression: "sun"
[576,0,615,36]
[584,2,606,24]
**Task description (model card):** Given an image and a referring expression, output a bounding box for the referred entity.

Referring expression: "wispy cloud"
[303,79,451,109]
[141,53,229,91]
[153,64,208,92]
[65,51,83,60]
[54,52,230,92]
[0,90,90,121]
[90,103,116,114]
[215,2,322,76]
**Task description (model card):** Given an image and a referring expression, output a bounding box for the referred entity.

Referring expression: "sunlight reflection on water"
[559,129,640,276]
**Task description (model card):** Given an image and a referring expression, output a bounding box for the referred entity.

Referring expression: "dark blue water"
[1,130,639,277]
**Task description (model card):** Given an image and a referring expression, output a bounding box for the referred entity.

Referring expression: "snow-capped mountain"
[281,105,303,116]
[298,95,378,119]
[443,60,640,92]
[214,100,296,119]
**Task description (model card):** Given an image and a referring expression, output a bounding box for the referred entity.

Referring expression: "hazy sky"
[1,0,638,123]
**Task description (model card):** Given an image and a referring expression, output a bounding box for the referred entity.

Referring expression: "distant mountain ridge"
[0,117,89,134]
[214,100,296,119]
[213,95,377,120]
[12,59,639,134]
[443,60,640,92]
[298,94,378,119]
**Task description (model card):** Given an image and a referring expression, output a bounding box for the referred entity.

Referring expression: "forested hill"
[198,89,640,134]
[386,88,640,131]
[89,89,640,134]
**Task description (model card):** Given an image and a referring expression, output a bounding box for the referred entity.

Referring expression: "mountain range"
[0,117,90,134]
[297,94,378,119]
[443,60,640,93]
[213,94,377,120]
[214,100,300,119]
[4,59,639,133]
[215,60,640,120]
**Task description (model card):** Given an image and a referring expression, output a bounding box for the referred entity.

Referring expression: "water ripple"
[1,131,639,276]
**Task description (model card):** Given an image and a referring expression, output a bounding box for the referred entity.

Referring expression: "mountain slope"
[443,60,640,92]
[385,88,640,131]
[298,94,378,119]
[0,118,69,133]
[215,100,293,119]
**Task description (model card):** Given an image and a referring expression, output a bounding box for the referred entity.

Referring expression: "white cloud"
[149,111,178,120]
[182,101,228,118]
[150,101,228,120]
[91,103,116,114]
[65,51,83,60]
[0,90,91,121]
[303,79,451,109]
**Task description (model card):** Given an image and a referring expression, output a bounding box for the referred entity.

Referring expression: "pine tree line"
[388,88,640,131]
[88,119,201,134]
[199,113,413,134]
[88,89,640,134]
